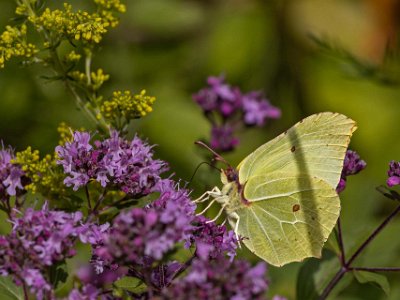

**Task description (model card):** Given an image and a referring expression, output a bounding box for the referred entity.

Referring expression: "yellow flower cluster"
[74,13,108,43]
[28,4,75,38]
[13,147,65,196]
[68,68,109,90]
[68,70,87,83]
[91,68,110,90]
[0,24,37,68]
[99,90,156,123]
[15,0,36,16]
[29,2,125,44]
[65,50,81,62]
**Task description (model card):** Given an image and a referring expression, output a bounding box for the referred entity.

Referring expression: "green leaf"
[58,194,84,212]
[353,270,390,296]
[296,258,320,300]
[0,276,24,300]
[114,276,147,294]
[49,262,68,289]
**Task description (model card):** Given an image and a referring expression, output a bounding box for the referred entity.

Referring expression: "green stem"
[336,217,346,265]
[22,282,29,300]
[85,185,92,210]
[86,188,108,222]
[85,50,92,86]
[21,0,36,18]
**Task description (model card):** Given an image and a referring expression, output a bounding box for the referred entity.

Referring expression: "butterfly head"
[224,166,238,183]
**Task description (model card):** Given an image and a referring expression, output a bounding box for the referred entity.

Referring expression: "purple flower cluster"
[193,76,242,117]
[56,131,168,196]
[0,132,271,299]
[190,215,237,261]
[77,222,116,274]
[67,264,126,299]
[242,91,281,126]
[336,150,366,193]
[210,125,239,153]
[0,145,25,201]
[0,204,83,298]
[78,179,265,299]
[193,75,280,152]
[162,258,268,300]
[387,161,400,187]
[95,180,195,267]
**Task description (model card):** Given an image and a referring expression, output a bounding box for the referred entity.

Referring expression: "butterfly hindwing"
[237,112,356,188]
[228,172,340,267]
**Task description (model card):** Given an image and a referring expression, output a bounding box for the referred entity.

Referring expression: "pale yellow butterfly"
[195,112,356,267]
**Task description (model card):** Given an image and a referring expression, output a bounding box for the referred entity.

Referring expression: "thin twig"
[5,198,13,220]
[85,185,92,210]
[346,204,400,266]
[22,282,29,300]
[337,217,346,266]
[88,188,108,219]
[318,267,346,300]
[171,254,196,284]
[84,188,108,223]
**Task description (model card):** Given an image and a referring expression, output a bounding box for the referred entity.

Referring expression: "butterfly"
[195,112,356,267]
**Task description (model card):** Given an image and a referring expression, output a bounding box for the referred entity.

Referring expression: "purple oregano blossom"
[67,263,126,299]
[0,144,25,201]
[78,222,116,275]
[162,257,268,300]
[0,128,270,299]
[387,161,400,187]
[56,131,168,195]
[0,203,84,299]
[336,150,366,193]
[67,284,100,300]
[95,179,196,267]
[193,75,242,116]
[242,91,281,126]
[193,75,280,152]
[210,125,239,152]
[83,178,253,299]
[189,215,238,261]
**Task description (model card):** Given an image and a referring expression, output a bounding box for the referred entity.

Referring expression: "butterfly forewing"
[237,112,356,188]
[229,172,340,267]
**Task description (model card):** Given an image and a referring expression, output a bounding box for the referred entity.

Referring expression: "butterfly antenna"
[195,141,231,167]
[188,161,220,186]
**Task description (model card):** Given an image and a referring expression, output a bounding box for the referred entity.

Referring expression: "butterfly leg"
[229,212,242,249]
[196,198,217,216]
[206,203,227,223]
[193,186,223,203]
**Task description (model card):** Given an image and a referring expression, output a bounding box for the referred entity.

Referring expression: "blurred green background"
[1,0,400,299]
